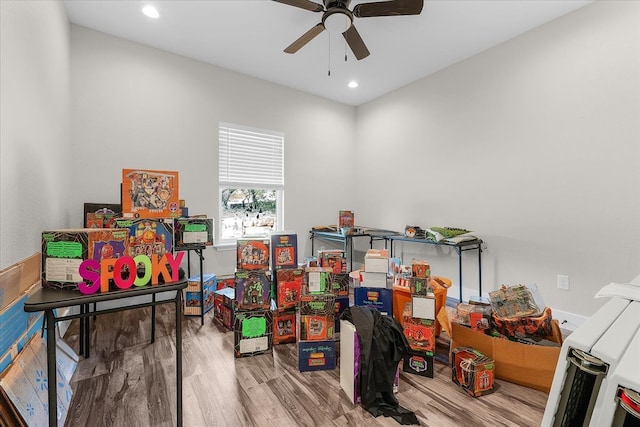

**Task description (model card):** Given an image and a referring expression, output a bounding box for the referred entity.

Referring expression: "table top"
[24,280,188,312]
[310,226,402,238]
[385,235,483,247]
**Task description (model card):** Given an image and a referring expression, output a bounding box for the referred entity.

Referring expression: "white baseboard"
[552,308,588,332]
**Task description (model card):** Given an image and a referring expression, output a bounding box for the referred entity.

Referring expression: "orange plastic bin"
[393,276,451,336]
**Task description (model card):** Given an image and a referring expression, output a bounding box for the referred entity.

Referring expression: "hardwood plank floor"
[62,305,550,426]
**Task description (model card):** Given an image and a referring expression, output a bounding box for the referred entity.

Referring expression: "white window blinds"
[219,123,284,188]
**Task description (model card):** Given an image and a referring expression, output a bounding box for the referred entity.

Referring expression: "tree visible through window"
[218,123,284,244]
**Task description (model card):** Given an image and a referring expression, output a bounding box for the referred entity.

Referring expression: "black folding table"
[23,280,187,427]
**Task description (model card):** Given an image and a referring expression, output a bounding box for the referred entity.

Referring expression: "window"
[218,122,284,245]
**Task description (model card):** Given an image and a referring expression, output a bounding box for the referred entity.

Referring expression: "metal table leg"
[46,309,58,427]
[176,290,183,426]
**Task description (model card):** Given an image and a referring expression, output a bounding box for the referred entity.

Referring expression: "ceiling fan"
[273,0,424,60]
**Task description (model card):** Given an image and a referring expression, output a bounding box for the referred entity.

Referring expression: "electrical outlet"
[557,274,569,290]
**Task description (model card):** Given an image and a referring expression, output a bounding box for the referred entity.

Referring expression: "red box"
[273,310,296,345]
[276,269,303,310]
[318,250,347,274]
[121,169,180,219]
[236,239,270,271]
[411,260,430,279]
[299,315,335,341]
[402,319,435,352]
[216,275,235,290]
[451,347,495,397]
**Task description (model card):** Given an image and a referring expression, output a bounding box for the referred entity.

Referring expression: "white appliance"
[542,278,640,427]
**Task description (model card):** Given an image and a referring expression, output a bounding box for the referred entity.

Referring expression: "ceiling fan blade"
[342,25,370,60]
[284,23,325,54]
[272,0,324,13]
[353,0,423,18]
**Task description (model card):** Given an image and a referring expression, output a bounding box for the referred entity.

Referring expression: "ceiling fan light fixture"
[323,9,352,34]
[142,5,160,19]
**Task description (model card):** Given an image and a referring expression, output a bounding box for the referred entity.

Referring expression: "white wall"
[354,0,640,319]
[69,25,356,276]
[0,0,71,267]
[2,1,638,324]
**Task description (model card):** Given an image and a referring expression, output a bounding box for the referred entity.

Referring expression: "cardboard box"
[216,275,235,290]
[273,310,296,345]
[213,286,234,329]
[0,282,43,372]
[234,271,271,311]
[354,287,392,317]
[236,239,270,271]
[173,217,214,249]
[409,276,432,296]
[329,272,349,297]
[298,340,336,372]
[41,228,129,290]
[275,269,303,310]
[233,310,273,358]
[411,260,430,278]
[449,320,563,392]
[318,250,347,274]
[362,271,387,288]
[221,304,235,331]
[339,320,360,404]
[364,249,389,274]
[0,253,40,310]
[403,348,434,378]
[121,169,180,219]
[402,318,436,352]
[83,202,121,228]
[183,273,216,316]
[304,267,332,294]
[451,347,495,397]
[113,218,174,258]
[299,294,335,341]
[338,211,354,230]
[270,232,298,270]
[412,295,435,320]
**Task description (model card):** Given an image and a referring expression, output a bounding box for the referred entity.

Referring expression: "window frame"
[217,122,284,247]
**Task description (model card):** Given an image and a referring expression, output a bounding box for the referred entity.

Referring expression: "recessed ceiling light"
[348,81,358,89]
[142,5,159,19]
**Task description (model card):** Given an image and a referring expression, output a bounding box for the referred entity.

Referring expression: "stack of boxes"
[317,248,350,333]
[272,232,300,345]
[297,266,336,372]
[353,249,393,316]
[402,260,436,378]
[233,238,273,358]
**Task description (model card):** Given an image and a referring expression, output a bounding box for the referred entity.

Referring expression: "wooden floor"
[62,305,550,427]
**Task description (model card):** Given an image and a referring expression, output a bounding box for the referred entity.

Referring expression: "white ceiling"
[63,0,593,106]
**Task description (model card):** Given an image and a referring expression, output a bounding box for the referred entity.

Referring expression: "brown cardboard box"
[448,318,562,393]
[0,253,40,310]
